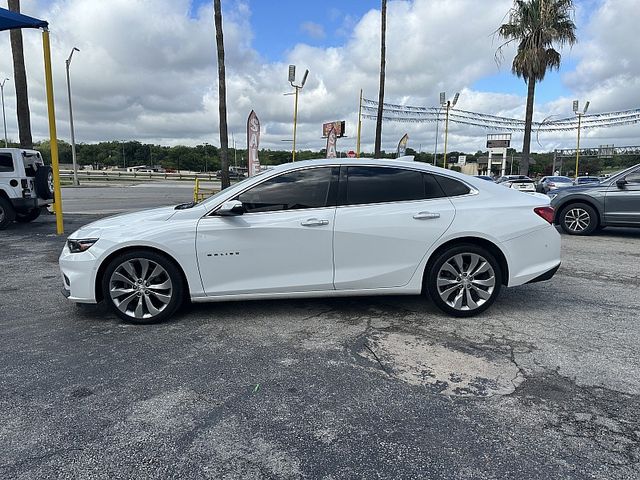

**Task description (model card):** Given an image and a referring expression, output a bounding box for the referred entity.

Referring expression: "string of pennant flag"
[361,97,640,132]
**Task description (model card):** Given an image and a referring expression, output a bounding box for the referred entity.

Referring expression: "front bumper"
[59,243,99,303]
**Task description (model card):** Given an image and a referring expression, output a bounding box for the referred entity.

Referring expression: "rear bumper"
[10,197,50,213]
[502,225,562,287]
[525,262,561,284]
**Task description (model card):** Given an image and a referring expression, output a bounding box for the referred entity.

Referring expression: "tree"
[213,0,230,188]
[7,0,33,148]
[497,0,576,175]
[373,0,387,158]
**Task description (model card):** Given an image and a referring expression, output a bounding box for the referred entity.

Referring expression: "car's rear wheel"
[101,250,184,324]
[0,197,16,230]
[15,207,42,223]
[558,203,598,235]
[426,244,502,317]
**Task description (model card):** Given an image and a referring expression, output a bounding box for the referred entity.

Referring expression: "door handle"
[301,218,329,227]
[413,211,440,220]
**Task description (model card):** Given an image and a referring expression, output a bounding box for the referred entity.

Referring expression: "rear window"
[434,175,471,196]
[0,153,13,172]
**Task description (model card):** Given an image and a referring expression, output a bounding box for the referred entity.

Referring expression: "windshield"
[198,170,270,206]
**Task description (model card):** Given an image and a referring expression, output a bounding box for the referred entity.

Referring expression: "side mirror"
[216,200,244,216]
[616,178,628,189]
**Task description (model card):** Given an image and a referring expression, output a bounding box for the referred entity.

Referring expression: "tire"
[35,166,54,200]
[0,196,16,229]
[426,244,502,317]
[15,207,42,223]
[558,203,598,235]
[101,250,184,324]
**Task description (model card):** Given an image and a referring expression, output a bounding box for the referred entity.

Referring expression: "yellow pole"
[193,178,199,203]
[443,101,450,169]
[575,113,582,178]
[292,86,299,162]
[356,89,362,158]
[42,29,63,235]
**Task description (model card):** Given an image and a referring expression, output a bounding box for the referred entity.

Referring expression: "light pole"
[1,77,9,147]
[65,47,80,185]
[288,64,309,161]
[441,92,460,169]
[573,100,590,178]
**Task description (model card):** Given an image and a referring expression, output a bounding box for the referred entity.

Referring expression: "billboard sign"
[458,155,467,165]
[322,121,346,138]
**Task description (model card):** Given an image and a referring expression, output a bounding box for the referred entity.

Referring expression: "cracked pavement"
[1,209,639,479]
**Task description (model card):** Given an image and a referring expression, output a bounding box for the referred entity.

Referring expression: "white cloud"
[300,21,325,40]
[0,0,637,155]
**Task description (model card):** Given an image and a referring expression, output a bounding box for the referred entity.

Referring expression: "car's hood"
[553,184,602,194]
[69,206,178,238]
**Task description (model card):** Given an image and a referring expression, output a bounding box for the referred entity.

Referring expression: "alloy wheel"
[564,207,591,233]
[436,253,496,311]
[108,258,173,320]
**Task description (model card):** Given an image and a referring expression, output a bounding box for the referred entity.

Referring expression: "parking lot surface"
[1,199,639,478]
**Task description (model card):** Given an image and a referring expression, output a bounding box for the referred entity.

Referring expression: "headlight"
[67,238,99,253]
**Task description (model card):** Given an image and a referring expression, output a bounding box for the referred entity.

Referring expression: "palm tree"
[498,0,576,175]
[214,0,230,189]
[7,0,33,148]
[374,0,387,158]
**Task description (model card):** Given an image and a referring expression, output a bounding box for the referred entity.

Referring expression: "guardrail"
[59,170,220,182]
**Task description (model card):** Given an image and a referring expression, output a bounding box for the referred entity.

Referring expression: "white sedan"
[60,158,561,324]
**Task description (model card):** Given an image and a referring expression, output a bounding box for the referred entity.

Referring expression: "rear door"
[333,166,456,290]
[604,167,640,225]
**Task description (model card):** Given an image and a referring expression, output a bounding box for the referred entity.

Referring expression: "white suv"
[0,148,54,229]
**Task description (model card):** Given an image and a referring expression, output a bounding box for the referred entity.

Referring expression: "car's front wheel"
[558,203,598,235]
[101,250,184,324]
[426,244,502,317]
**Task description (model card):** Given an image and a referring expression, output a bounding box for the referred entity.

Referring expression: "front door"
[605,167,640,225]
[196,166,339,296]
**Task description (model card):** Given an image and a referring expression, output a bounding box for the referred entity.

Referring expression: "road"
[0,201,639,478]
[60,182,219,215]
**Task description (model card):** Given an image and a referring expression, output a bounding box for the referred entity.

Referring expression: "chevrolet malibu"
[60,158,561,324]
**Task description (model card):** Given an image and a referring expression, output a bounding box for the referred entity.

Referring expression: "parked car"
[501,177,537,193]
[550,164,640,235]
[496,175,530,184]
[537,176,573,193]
[0,148,53,229]
[474,175,494,182]
[573,176,600,186]
[60,158,561,323]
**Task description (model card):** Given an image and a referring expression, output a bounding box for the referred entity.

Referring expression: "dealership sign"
[326,126,337,158]
[247,110,261,176]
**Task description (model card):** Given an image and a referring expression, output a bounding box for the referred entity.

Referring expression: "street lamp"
[441,91,459,169]
[288,64,309,162]
[1,77,9,147]
[573,100,590,178]
[65,47,80,185]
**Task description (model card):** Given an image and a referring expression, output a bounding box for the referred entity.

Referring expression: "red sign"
[347,150,356,158]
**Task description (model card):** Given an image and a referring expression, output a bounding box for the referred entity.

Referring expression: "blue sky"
[192,0,590,105]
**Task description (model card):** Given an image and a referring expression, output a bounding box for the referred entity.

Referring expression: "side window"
[345,166,430,205]
[625,169,640,184]
[237,167,336,213]
[0,153,14,173]
[434,175,471,197]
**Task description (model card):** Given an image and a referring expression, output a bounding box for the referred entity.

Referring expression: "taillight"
[534,206,554,224]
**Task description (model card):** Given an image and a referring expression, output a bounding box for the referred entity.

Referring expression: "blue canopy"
[0,7,47,31]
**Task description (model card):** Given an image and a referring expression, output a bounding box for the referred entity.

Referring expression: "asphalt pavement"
[1,188,639,479]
